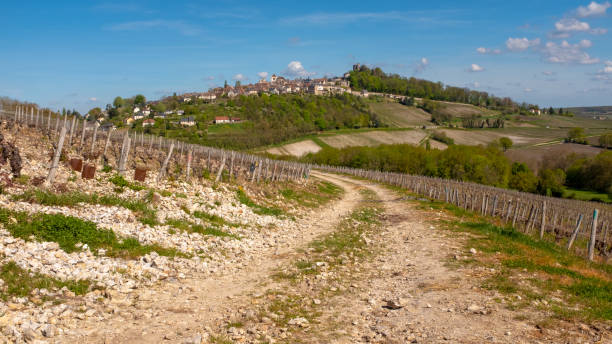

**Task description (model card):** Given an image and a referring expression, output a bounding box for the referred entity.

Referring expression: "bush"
[431,131,454,145]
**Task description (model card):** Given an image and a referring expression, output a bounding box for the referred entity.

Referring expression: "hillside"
[0,121,608,343]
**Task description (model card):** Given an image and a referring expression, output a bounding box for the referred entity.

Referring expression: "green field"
[563,188,612,203]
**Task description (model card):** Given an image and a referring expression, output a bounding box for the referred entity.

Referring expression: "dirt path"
[59,172,597,343]
[59,173,363,344]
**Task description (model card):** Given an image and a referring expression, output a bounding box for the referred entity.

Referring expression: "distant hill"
[566,106,612,118]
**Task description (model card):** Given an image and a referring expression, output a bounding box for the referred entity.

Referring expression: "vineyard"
[2,105,610,262]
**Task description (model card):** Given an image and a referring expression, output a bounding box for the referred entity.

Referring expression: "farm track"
[54,173,609,343]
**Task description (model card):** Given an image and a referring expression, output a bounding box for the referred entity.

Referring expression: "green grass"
[0,209,184,259]
[563,187,612,204]
[0,261,91,301]
[165,218,239,239]
[13,189,158,226]
[109,174,145,191]
[236,188,284,217]
[280,181,343,208]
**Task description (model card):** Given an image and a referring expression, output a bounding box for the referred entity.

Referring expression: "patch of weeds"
[109,174,145,191]
[101,165,112,173]
[226,321,244,328]
[175,192,187,198]
[236,188,284,217]
[165,218,239,239]
[13,174,30,185]
[209,335,233,344]
[193,210,238,227]
[0,209,182,259]
[0,261,91,301]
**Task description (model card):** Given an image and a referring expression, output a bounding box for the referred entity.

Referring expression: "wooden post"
[102,129,113,159]
[46,126,67,185]
[118,132,130,175]
[90,122,99,154]
[588,209,599,261]
[229,152,235,179]
[539,201,547,239]
[79,120,87,151]
[68,115,77,145]
[186,149,192,179]
[567,214,584,250]
[157,143,175,182]
[215,154,226,182]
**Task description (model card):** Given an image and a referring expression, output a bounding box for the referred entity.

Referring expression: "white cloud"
[88,97,97,102]
[107,20,201,36]
[280,11,465,26]
[590,28,608,35]
[465,81,481,88]
[257,72,268,79]
[414,57,429,74]
[542,71,555,76]
[476,47,502,54]
[233,73,247,81]
[599,60,612,73]
[505,37,540,51]
[283,61,315,77]
[542,40,600,64]
[467,64,484,72]
[555,18,590,32]
[577,1,611,17]
[524,88,534,93]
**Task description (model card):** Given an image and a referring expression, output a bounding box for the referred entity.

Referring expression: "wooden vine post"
[118,132,130,175]
[588,209,599,261]
[157,143,175,182]
[215,154,226,182]
[46,126,67,186]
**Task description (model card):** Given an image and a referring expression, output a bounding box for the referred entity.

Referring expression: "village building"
[179,116,196,126]
[142,119,155,127]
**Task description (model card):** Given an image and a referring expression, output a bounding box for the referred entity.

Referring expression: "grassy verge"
[401,190,612,323]
[0,209,185,259]
[0,261,91,301]
[108,174,146,192]
[13,189,159,226]
[165,218,240,239]
[236,188,284,217]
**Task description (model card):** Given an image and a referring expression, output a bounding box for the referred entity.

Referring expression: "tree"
[537,168,566,197]
[509,163,537,192]
[87,107,102,121]
[567,127,585,143]
[235,80,241,88]
[499,137,513,151]
[134,94,146,106]
[548,107,554,115]
[113,96,124,109]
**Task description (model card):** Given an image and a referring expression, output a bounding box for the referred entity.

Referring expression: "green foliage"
[0,262,91,301]
[348,65,524,110]
[192,210,238,227]
[0,209,181,259]
[508,163,538,193]
[537,169,566,197]
[431,131,454,145]
[565,151,612,193]
[134,94,146,106]
[567,127,586,144]
[113,96,124,109]
[498,137,513,151]
[303,143,511,187]
[102,165,113,173]
[109,174,145,191]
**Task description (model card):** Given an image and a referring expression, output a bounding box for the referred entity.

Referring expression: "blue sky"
[1,0,611,112]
